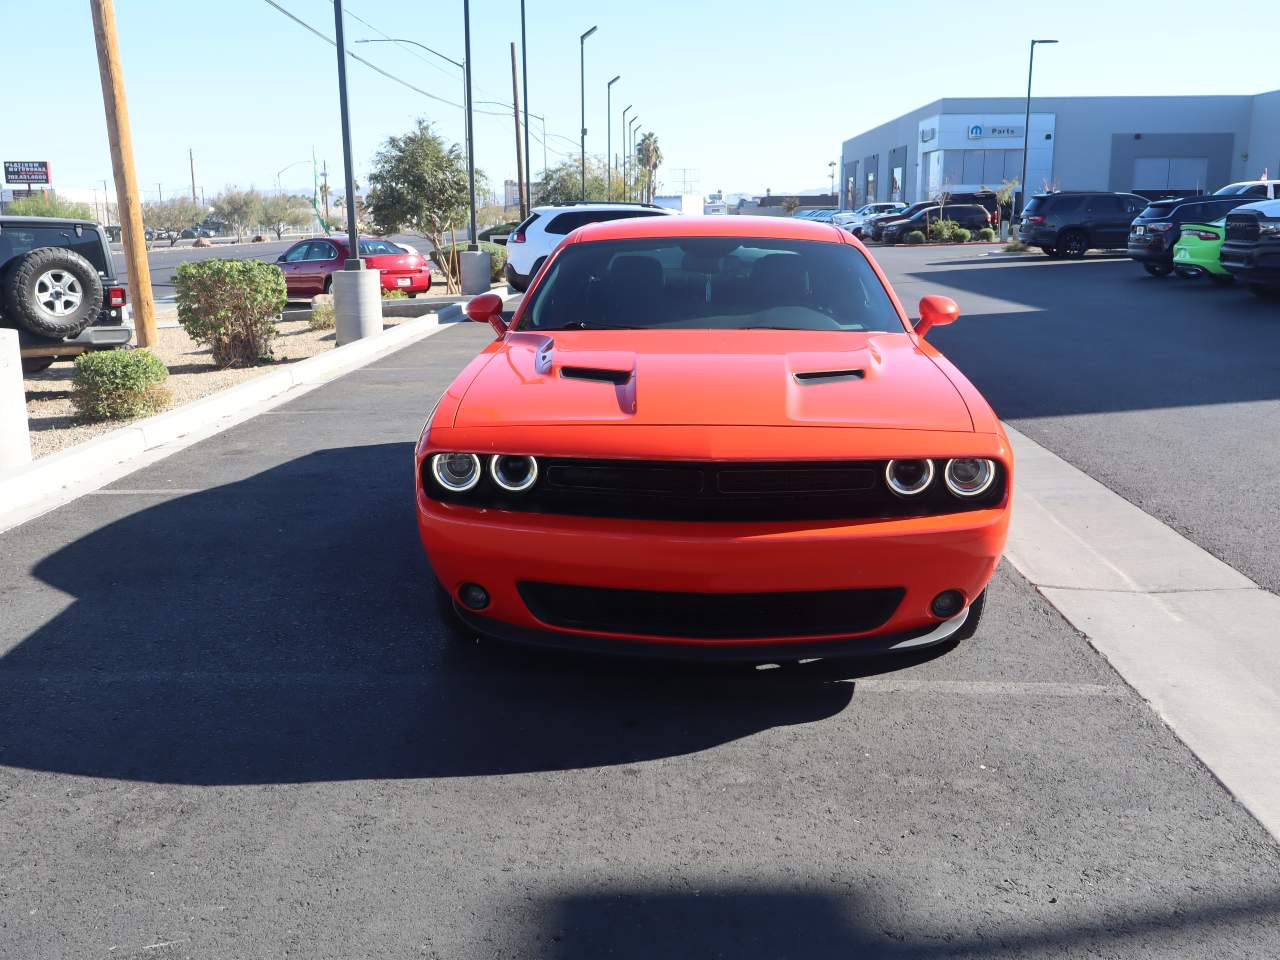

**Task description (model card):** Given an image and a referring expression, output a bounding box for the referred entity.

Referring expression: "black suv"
[1128,195,1260,277]
[863,201,935,242]
[1220,200,1280,298]
[881,204,991,244]
[1016,192,1147,258]
[0,216,131,373]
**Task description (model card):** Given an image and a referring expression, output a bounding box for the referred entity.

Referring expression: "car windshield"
[0,225,108,273]
[518,236,905,333]
[358,239,403,255]
[1212,184,1260,196]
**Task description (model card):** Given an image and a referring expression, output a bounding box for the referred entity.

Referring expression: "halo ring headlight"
[944,458,997,497]
[490,454,539,492]
[431,452,482,492]
[885,459,934,497]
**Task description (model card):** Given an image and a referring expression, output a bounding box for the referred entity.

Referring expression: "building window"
[866,170,876,202]
[890,165,904,202]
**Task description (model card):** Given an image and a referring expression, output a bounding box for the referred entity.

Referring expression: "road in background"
[879,246,1280,595]
[2,318,1278,956]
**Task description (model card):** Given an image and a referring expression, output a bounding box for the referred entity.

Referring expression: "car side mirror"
[466,292,508,336]
[915,295,959,339]
[277,254,287,262]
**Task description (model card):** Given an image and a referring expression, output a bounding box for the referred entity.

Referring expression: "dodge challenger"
[415,215,1011,660]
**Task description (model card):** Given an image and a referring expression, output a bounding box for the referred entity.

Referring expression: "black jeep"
[0,216,133,373]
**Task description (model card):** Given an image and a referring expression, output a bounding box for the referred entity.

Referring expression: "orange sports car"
[415,215,1011,660]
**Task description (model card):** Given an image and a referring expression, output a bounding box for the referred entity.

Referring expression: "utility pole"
[90,0,156,348]
[321,162,331,224]
[463,0,479,249]
[510,43,527,218]
[520,0,531,212]
[189,147,197,203]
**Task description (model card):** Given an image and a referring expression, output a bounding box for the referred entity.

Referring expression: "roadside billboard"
[3,161,51,184]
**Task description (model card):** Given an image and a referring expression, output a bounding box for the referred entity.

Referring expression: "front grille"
[518,581,904,639]
[422,457,1004,522]
[1226,213,1260,243]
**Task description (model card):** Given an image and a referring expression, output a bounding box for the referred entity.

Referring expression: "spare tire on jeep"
[2,247,104,339]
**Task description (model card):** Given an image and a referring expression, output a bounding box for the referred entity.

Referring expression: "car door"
[1085,195,1128,247]
[299,240,340,297]
[278,241,310,297]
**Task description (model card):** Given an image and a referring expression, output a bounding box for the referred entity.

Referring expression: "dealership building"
[839,90,1280,209]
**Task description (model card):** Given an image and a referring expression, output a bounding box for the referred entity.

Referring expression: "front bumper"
[417,494,1008,656]
[1220,240,1280,285]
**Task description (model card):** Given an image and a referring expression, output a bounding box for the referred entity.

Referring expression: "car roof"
[1229,199,1280,215]
[0,215,100,228]
[569,214,846,244]
[532,202,672,215]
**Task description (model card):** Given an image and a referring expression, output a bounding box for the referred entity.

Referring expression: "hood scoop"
[793,368,865,384]
[560,366,632,385]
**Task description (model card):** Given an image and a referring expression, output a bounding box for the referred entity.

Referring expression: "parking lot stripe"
[1004,424,1280,841]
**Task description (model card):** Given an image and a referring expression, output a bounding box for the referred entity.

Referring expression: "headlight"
[1259,220,1280,236]
[490,454,538,492]
[431,452,482,492]
[944,458,997,497]
[885,459,934,496]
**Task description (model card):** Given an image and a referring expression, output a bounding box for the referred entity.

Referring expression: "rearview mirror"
[915,295,959,339]
[466,292,508,336]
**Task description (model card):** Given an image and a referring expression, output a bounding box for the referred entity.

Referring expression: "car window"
[283,244,309,263]
[1245,185,1268,198]
[1126,198,1146,215]
[1213,183,1253,196]
[0,225,109,273]
[520,237,904,334]
[1048,195,1085,214]
[1086,196,1124,215]
[544,210,666,236]
[358,239,401,255]
[304,241,338,260]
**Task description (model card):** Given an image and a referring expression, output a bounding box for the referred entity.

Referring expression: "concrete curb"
[0,311,457,532]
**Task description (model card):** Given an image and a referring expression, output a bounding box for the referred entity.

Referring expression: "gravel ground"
[21,315,408,459]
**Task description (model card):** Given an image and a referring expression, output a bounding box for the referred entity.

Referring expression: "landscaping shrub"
[928,218,962,242]
[71,349,170,421]
[174,258,286,367]
[382,288,409,300]
[432,241,507,284]
[953,227,972,243]
[904,230,926,245]
[309,296,336,331]
[976,227,997,242]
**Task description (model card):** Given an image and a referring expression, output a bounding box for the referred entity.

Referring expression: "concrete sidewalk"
[1,323,1277,958]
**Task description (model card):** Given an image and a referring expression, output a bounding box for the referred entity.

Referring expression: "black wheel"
[1057,230,1088,259]
[1143,262,1172,278]
[1039,245,1058,258]
[1208,272,1236,286]
[20,356,57,374]
[322,276,333,294]
[1249,284,1280,300]
[2,247,104,338]
[951,589,987,643]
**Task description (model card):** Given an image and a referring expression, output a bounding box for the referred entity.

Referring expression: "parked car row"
[1174,201,1280,297]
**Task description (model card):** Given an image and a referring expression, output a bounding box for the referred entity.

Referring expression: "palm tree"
[636,132,662,204]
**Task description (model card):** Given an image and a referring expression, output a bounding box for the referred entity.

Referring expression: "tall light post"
[463,0,479,249]
[606,75,621,198]
[579,25,597,200]
[828,160,837,201]
[332,0,360,270]
[1018,39,1057,221]
[629,116,641,201]
[621,104,632,200]
[276,160,309,192]
[520,0,531,213]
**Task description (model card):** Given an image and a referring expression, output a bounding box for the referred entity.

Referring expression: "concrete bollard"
[0,330,32,470]
[332,268,382,346]
[459,250,493,295]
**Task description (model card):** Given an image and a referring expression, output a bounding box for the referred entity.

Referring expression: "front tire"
[21,356,57,374]
[1039,245,1058,258]
[1143,262,1172,278]
[1057,230,1088,259]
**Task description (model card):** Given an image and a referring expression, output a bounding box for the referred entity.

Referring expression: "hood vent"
[793,368,865,384]
[560,366,632,386]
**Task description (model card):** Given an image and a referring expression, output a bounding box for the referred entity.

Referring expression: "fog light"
[490,454,538,492]
[944,458,996,497]
[931,590,965,618]
[885,459,934,496]
[431,452,482,492]
[459,583,490,610]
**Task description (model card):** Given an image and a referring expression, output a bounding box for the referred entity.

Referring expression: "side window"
[307,241,338,260]
[1126,198,1145,216]
[1086,196,1123,215]
[1246,185,1268,198]
[1050,195,1084,215]
[283,244,309,263]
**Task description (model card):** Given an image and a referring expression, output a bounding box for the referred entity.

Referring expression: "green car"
[1172,218,1234,284]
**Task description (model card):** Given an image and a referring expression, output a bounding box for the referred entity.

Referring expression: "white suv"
[504,202,675,291]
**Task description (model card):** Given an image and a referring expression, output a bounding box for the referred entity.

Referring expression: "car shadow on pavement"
[511,884,1280,959]
[0,441,965,787]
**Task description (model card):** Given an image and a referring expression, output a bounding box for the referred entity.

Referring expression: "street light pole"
[579,25,597,200]
[520,0,531,213]
[621,104,632,200]
[828,160,836,201]
[628,116,641,202]
[1018,39,1057,221]
[332,0,361,269]
[463,0,479,249]
[606,75,620,199]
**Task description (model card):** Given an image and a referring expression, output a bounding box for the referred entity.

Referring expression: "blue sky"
[3,0,1277,202]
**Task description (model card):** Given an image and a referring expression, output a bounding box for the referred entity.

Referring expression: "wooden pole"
[90,0,156,348]
[510,42,527,219]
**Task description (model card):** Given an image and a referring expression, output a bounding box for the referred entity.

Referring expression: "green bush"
[953,227,972,243]
[976,227,997,242]
[382,288,409,300]
[308,300,335,331]
[432,242,507,284]
[71,349,170,421]
[174,258,286,367]
[479,221,518,242]
[904,230,926,245]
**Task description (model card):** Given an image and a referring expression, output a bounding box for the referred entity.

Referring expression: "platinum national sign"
[4,161,51,184]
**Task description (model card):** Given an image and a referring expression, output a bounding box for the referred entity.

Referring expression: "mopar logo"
[968,124,983,139]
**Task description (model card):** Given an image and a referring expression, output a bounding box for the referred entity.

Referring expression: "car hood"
[453,329,974,431]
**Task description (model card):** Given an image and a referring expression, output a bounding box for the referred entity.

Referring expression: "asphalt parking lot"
[2,251,1279,957]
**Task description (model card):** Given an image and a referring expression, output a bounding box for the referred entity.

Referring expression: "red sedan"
[275,236,432,299]
[416,215,1011,661]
